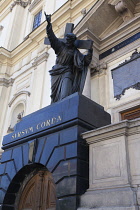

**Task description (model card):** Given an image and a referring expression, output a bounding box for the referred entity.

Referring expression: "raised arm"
[44,13,61,54]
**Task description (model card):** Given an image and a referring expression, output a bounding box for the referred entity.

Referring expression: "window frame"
[111,98,140,123]
[32,10,42,30]
[121,106,140,120]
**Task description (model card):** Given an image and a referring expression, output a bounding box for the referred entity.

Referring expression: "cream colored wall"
[55,0,68,11]
[95,44,140,123]
[0,13,11,48]
[0,0,60,50]
[91,45,140,108]
[0,0,140,149]
[90,39,140,124]
[0,85,12,146]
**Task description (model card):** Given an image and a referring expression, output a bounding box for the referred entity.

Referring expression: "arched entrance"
[15,170,56,210]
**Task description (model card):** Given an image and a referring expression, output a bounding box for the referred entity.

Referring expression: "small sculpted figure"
[45,13,93,103]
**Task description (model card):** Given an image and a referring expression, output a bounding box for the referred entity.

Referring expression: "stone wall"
[78,118,140,210]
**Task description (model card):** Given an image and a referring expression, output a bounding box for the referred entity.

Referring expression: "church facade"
[0,0,140,209]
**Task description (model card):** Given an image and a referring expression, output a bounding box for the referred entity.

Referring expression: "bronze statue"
[44,13,93,103]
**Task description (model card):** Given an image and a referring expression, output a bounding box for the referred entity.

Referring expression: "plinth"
[0,93,111,210]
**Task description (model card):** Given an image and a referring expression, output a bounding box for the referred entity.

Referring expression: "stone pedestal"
[0,93,111,210]
[78,119,140,210]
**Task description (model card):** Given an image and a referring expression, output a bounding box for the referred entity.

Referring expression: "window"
[121,106,140,120]
[32,10,42,30]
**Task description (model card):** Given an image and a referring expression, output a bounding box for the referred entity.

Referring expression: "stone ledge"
[78,187,137,210]
[82,118,140,144]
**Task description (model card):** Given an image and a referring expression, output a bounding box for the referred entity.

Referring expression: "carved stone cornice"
[0,78,14,87]
[10,0,31,11]
[108,0,134,22]
[115,0,127,13]
[32,52,49,69]
[83,118,140,144]
[28,0,41,12]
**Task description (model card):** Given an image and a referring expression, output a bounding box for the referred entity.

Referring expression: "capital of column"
[10,0,31,11]
[90,61,107,76]
[32,52,49,69]
[0,78,14,87]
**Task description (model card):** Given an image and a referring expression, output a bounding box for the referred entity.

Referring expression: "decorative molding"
[83,120,129,144]
[90,61,99,74]
[8,91,31,107]
[99,32,140,60]
[90,61,107,76]
[83,118,140,144]
[135,2,140,14]
[0,78,14,87]
[10,0,31,11]
[81,8,87,16]
[28,0,41,12]
[114,0,127,13]
[108,0,121,5]
[108,0,134,22]
[32,52,49,68]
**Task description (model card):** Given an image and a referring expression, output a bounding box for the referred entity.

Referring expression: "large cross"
[44,23,93,49]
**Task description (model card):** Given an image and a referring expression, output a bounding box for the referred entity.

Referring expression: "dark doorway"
[16,170,56,210]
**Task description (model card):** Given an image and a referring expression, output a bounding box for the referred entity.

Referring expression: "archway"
[16,170,56,210]
[2,164,56,210]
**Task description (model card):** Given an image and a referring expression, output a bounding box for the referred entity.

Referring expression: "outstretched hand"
[44,12,51,24]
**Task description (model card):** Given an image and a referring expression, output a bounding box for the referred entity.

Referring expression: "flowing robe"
[47,24,92,103]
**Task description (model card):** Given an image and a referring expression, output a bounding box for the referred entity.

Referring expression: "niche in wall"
[7,103,24,133]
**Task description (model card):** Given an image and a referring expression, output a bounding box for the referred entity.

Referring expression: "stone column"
[0,48,14,149]
[8,1,30,50]
[0,78,14,154]
[31,52,49,111]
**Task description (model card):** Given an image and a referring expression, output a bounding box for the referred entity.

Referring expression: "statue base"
[0,93,111,210]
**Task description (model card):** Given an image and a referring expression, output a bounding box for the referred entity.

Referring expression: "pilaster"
[0,78,14,147]
[31,52,49,110]
[7,3,29,50]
